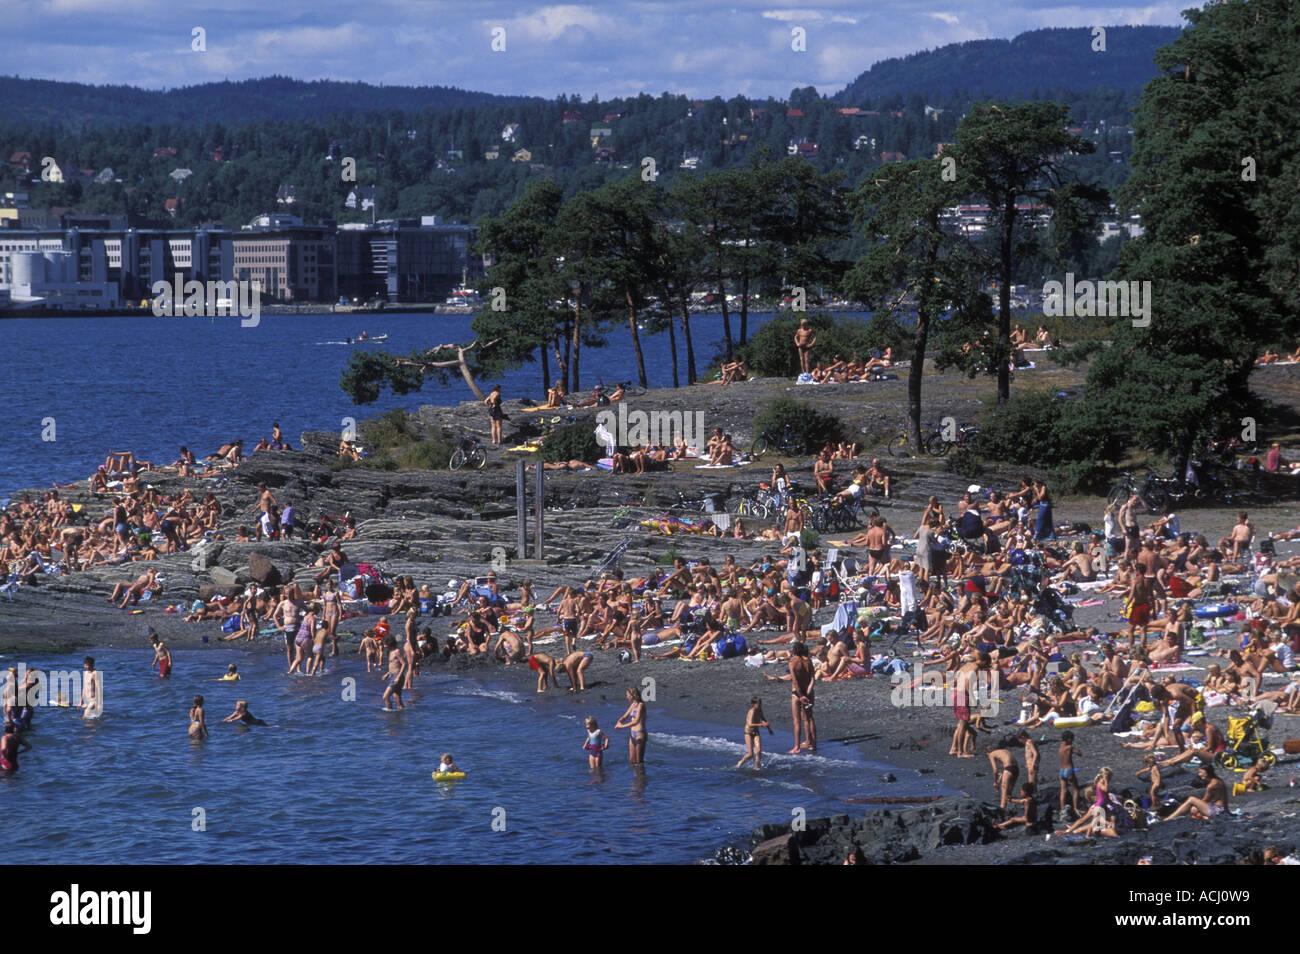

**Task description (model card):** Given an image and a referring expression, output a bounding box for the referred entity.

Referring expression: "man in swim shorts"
[150,633,172,678]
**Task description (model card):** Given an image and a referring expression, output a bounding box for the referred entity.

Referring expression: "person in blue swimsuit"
[582,718,609,768]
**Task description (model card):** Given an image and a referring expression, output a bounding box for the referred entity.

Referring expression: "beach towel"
[694,461,750,469]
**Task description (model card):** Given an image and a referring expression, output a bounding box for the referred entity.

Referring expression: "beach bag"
[714,635,742,659]
[222,615,240,635]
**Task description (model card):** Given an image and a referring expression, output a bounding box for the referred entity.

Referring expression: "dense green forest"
[835,25,1181,103]
[1,27,1161,229]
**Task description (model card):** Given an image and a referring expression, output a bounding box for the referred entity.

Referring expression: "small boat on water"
[443,268,482,307]
[347,332,389,344]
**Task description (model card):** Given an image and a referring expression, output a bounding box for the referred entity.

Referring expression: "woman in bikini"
[614,686,647,764]
[321,580,342,653]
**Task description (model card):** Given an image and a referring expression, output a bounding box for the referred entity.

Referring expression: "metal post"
[534,464,545,561]
[515,459,527,559]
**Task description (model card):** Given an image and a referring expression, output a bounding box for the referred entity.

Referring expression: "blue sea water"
[0,310,789,497]
[0,648,943,864]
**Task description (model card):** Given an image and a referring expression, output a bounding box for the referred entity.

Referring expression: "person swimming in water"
[221,700,267,726]
[219,664,240,682]
[1,721,32,772]
[190,695,208,739]
[437,752,463,775]
[583,717,609,768]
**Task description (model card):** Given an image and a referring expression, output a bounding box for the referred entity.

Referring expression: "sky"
[2,0,1188,99]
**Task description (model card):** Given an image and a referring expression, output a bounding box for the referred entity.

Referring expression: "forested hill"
[835,26,1183,104]
[0,75,536,128]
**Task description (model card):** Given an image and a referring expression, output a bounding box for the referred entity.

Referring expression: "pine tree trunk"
[739,263,750,346]
[572,289,582,392]
[679,292,698,384]
[626,288,648,387]
[667,310,680,388]
[717,272,733,361]
[997,196,1016,404]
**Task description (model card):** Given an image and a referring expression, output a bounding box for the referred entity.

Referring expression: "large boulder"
[248,552,283,586]
[198,584,241,601]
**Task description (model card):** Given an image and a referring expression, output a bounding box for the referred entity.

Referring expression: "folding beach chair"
[594,536,631,578]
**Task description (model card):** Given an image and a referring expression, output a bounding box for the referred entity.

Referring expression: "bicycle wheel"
[1106,483,1129,509]
[469,447,487,470]
[925,432,950,457]
[449,449,465,471]
[750,437,770,459]
[725,495,747,515]
[888,433,912,458]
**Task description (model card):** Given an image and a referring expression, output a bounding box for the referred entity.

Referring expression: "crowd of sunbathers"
[0,424,306,592]
[1255,346,1300,365]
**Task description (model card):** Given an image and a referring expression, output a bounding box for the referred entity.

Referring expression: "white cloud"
[927,12,961,25]
[761,9,820,22]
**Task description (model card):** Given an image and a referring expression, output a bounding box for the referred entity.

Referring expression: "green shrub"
[541,421,604,463]
[753,398,845,454]
[395,436,453,470]
[328,408,453,471]
[975,389,1114,494]
[944,446,984,480]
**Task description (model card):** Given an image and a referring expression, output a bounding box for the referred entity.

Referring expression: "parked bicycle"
[449,435,487,471]
[750,424,806,459]
[925,423,980,458]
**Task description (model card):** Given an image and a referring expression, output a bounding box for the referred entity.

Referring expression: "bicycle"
[449,435,487,471]
[925,423,980,458]
[750,424,805,459]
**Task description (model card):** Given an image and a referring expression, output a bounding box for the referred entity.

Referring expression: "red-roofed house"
[880,151,907,163]
[154,147,178,158]
[786,108,803,118]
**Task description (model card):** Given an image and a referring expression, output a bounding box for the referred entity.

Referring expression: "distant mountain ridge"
[834,26,1183,103]
[0,75,538,128]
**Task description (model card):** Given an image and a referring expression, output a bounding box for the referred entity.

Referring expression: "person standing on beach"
[1058,731,1083,815]
[614,686,647,764]
[987,744,1020,809]
[150,633,172,679]
[787,642,816,754]
[794,319,817,374]
[949,654,978,758]
[485,384,505,445]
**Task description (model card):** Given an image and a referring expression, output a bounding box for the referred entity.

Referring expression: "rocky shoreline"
[7,367,1300,865]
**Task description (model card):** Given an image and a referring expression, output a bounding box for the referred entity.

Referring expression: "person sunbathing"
[544,381,568,408]
[1257,349,1281,365]
[863,347,894,373]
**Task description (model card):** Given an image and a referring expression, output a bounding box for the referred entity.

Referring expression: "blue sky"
[5,1,1187,98]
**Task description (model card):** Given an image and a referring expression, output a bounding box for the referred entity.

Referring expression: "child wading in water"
[736,697,773,769]
[583,717,610,768]
[189,695,208,739]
